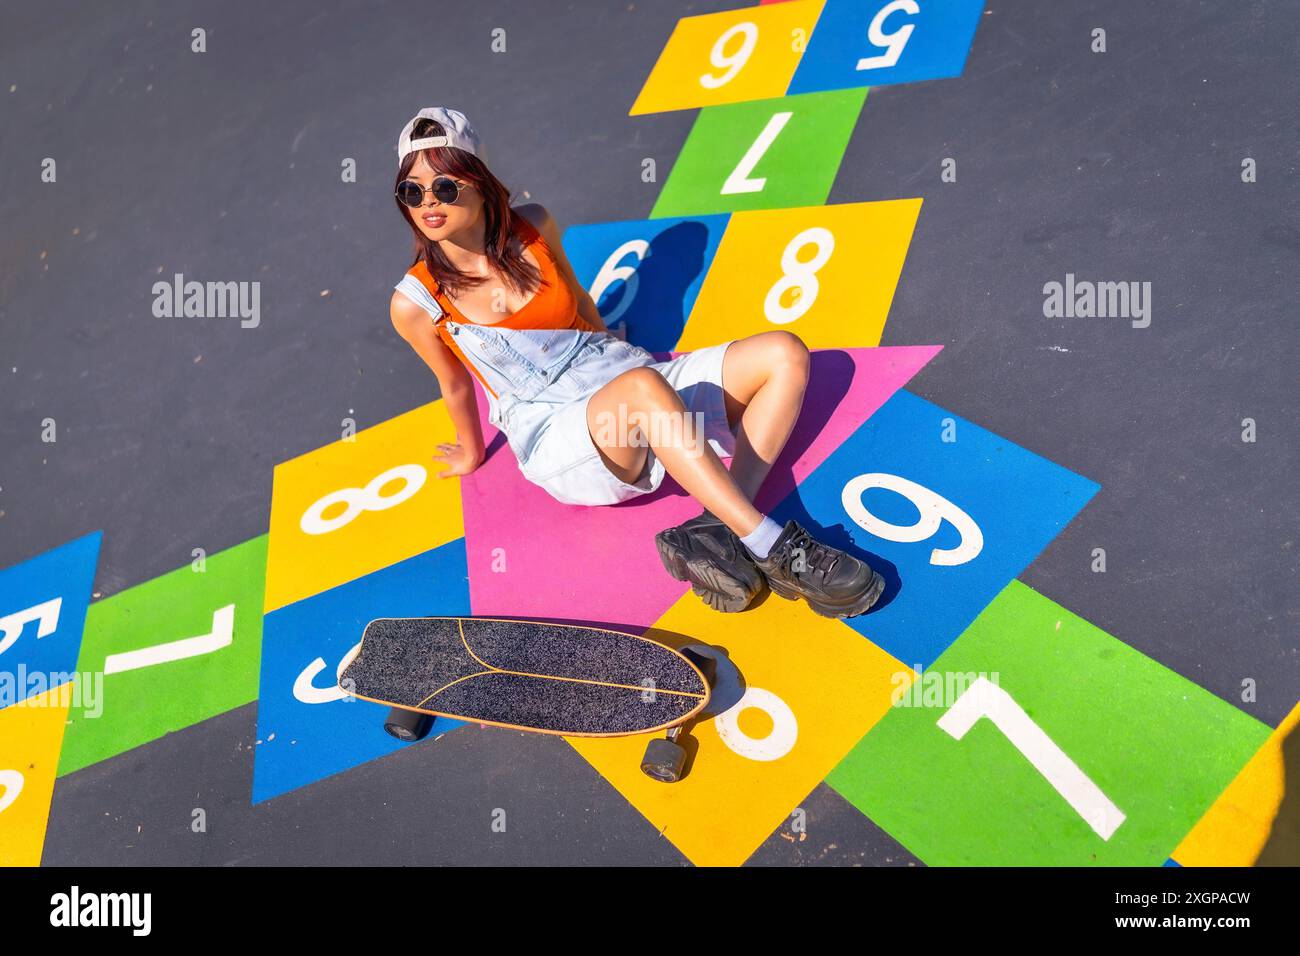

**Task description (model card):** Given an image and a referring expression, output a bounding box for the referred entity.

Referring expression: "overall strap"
[393,270,499,399]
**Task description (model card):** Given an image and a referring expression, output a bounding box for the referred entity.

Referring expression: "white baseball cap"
[396,107,487,165]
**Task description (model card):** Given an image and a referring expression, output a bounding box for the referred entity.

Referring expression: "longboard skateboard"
[337,616,717,782]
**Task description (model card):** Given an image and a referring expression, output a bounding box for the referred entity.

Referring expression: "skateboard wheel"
[641,737,687,783]
[383,706,432,742]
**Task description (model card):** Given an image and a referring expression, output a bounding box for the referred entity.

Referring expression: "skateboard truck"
[640,645,717,784]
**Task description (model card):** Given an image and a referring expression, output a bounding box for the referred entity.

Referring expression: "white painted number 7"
[938,677,1126,840]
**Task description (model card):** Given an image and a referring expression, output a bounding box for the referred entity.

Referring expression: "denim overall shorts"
[395,275,738,506]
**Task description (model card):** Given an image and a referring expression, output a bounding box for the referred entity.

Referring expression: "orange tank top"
[404,214,599,395]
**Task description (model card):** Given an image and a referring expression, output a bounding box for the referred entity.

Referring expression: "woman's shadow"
[1256,718,1300,865]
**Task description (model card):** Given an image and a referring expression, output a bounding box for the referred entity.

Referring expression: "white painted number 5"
[858,0,920,72]
[0,597,62,657]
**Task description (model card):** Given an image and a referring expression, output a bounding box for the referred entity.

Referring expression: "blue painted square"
[562,214,729,352]
[789,0,986,94]
[772,390,1099,667]
[252,540,471,804]
[0,531,101,708]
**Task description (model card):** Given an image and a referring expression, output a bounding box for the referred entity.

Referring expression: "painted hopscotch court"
[1,0,1295,881]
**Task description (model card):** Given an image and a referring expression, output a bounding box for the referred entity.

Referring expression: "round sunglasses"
[395,176,469,208]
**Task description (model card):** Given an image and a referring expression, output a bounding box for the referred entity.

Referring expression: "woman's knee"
[589,368,662,442]
[614,364,671,396]
[767,329,810,373]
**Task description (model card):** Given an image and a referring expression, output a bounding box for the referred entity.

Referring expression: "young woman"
[389,107,883,619]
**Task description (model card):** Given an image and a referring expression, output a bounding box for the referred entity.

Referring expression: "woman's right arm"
[389,291,487,475]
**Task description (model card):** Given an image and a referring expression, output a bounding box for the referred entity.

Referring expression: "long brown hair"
[394,117,545,301]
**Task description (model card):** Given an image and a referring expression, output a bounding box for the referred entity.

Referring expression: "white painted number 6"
[842,473,983,566]
[588,239,651,327]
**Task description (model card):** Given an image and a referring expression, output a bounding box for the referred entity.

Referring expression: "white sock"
[740,516,784,560]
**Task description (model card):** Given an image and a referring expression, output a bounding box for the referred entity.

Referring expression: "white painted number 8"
[300,464,427,536]
[764,227,835,325]
[842,472,983,566]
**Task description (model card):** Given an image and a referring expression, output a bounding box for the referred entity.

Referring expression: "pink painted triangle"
[460,345,941,626]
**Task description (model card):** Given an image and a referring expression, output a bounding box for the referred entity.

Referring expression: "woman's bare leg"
[584,331,810,538]
[589,331,883,617]
[586,369,765,538]
[716,330,810,501]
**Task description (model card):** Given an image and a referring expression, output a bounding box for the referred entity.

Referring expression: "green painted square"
[827,580,1271,865]
[650,89,868,218]
[57,536,268,775]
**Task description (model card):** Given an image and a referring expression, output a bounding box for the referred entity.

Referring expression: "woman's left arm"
[529,205,615,335]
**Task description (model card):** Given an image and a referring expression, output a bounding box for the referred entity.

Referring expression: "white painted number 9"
[842,472,983,566]
[700,22,759,89]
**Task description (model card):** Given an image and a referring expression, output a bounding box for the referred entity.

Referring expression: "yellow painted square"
[568,590,908,867]
[631,0,827,116]
[264,402,464,613]
[1174,700,1300,866]
[0,685,73,866]
[676,199,922,351]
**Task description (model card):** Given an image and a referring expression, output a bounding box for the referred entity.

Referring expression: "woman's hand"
[432,442,484,478]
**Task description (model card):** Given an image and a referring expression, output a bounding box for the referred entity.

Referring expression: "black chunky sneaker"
[655,510,765,613]
[752,519,884,619]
